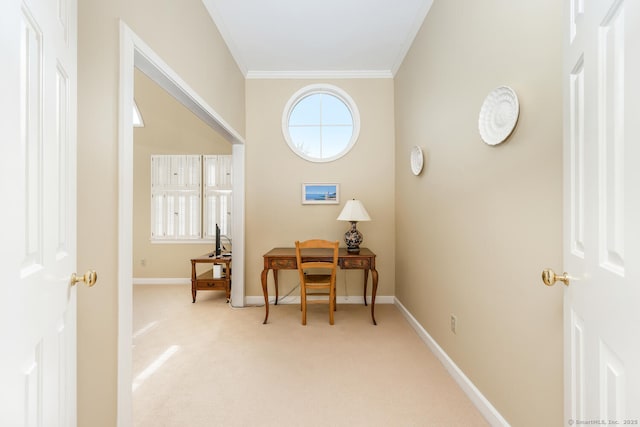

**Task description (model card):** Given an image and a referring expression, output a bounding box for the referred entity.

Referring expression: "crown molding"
[246,69,393,80]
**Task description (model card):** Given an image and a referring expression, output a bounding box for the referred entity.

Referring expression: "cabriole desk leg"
[191,261,197,303]
[273,269,279,305]
[363,268,369,307]
[261,268,270,324]
[370,268,379,325]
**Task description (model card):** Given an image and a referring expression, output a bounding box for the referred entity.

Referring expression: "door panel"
[0,0,78,425]
[563,0,640,423]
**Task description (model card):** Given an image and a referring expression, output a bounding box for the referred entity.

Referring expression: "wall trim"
[133,278,191,285]
[245,295,395,305]
[246,70,393,79]
[118,21,246,427]
[394,298,510,427]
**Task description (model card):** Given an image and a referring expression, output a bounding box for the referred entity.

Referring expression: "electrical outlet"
[140,258,146,267]
[450,314,457,334]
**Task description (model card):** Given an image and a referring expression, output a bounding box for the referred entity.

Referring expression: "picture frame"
[301,183,340,205]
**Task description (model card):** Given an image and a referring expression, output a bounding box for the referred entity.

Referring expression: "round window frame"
[282,84,361,163]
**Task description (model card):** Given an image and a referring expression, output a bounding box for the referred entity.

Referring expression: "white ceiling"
[202,0,433,78]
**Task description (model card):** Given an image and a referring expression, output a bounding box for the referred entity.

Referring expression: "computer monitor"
[215,223,221,257]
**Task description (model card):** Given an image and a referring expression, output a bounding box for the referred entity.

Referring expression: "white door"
[0,0,83,425]
[559,0,640,424]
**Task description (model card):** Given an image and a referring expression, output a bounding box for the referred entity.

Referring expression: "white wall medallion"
[478,86,519,145]
[410,145,424,175]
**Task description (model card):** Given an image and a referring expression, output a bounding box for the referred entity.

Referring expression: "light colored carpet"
[133,285,489,427]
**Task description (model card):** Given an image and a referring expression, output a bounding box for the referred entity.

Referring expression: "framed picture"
[301,183,340,205]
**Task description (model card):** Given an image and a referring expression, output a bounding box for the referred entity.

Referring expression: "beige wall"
[77,1,244,425]
[133,70,232,278]
[245,79,395,300]
[394,1,563,426]
[78,0,565,424]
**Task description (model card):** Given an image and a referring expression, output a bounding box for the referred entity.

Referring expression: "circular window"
[282,84,360,162]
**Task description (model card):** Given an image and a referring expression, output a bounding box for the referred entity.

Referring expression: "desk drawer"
[270,259,297,269]
[340,258,370,269]
[197,280,227,291]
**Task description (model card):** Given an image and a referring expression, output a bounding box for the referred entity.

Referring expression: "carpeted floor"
[132,285,489,427]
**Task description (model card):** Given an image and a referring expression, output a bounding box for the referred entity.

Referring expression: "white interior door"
[0,0,80,425]
[562,0,640,424]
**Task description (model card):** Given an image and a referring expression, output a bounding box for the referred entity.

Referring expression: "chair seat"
[304,275,332,295]
[304,274,332,284]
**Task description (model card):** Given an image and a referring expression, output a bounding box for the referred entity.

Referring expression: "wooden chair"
[295,239,339,325]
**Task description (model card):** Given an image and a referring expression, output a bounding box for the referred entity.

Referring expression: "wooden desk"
[261,247,378,325]
[190,252,232,303]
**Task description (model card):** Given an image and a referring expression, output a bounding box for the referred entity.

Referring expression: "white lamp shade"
[337,199,371,222]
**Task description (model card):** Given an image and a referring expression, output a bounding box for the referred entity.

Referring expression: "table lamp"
[337,199,371,253]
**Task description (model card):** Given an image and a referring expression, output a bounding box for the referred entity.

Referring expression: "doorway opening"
[118,22,245,425]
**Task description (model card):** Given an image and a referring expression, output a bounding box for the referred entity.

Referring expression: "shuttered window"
[151,154,232,242]
[203,155,232,240]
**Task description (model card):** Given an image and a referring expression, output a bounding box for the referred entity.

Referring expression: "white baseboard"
[130,281,393,304]
[394,298,510,427]
[244,295,395,305]
[133,278,190,285]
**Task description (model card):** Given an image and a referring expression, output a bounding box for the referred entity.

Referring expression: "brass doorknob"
[542,268,569,287]
[70,270,97,287]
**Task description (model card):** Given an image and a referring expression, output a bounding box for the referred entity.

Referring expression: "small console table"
[261,247,378,325]
[190,252,232,303]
